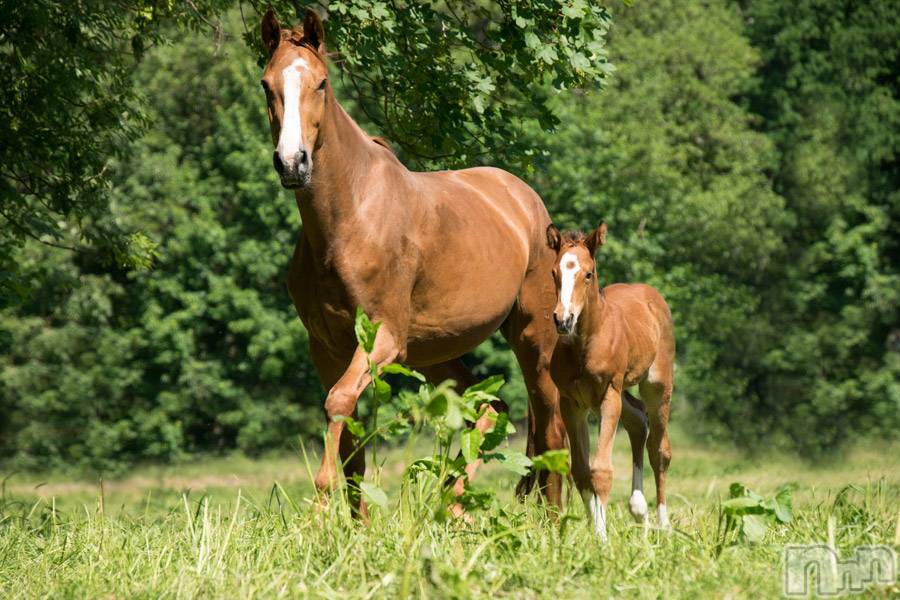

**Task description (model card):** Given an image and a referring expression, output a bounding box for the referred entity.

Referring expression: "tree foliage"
[0,0,231,306]
[252,0,614,168]
[1,0,897,471]
[1,15,321,472]
[739,0,900,451]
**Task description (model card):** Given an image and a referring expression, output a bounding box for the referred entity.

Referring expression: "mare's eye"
[585,271,593,280]
[317,78,327,91]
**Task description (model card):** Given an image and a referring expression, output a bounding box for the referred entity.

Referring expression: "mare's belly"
[404,310,511,367]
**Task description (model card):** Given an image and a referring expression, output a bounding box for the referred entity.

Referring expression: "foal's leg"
[639,379,673,529]
[587,386,622,541]
[314,327,401,499]
[621,390,649,524]
[559,401,591,516]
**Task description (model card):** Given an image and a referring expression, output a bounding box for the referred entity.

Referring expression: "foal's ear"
[586,222,607,256]
[303,9,326,54]
[546,224,562,252]
[261,8,281,57]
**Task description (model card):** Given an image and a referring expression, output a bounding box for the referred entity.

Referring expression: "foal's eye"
[585,272,593,280]
[317,78,327,91]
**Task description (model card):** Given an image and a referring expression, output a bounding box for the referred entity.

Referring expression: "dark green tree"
[523,0,793,447]
[739,0,900,451]
[0,1,231,306]
[0,14,322,472]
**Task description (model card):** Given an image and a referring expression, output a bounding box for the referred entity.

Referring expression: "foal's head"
[546,222,607,336]
[260,9,329,189]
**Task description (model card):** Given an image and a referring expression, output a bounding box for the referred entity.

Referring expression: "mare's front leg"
[587,385,622,541]
[314,326,402,497]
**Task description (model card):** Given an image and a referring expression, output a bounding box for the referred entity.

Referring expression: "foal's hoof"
[657,504,672,531]
[628,490,649,524]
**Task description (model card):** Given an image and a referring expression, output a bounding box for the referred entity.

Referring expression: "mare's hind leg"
[502,268,564,510]
[418,359,508,515]
[621,390,649,524]
[639,377,673,529]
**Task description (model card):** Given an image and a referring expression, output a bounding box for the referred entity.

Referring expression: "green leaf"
[531,449,571,474]
[333,415,365,438]
[359,482,389,511]
[458,484,494,511]
[373,374,391,405]
[464,374,505,397]
[445,400,464,431]
[485,451,532,476]
[728,482,748,498]
[774,486,794,523]
[721,496,763,510]
[741,514,767,542]
[481,412,512,451]
[425,393,448,418]
[460,428,483,464]
[354,307,380,353]
[380,363,426,382]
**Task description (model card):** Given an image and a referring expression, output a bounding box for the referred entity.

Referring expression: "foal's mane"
[561,230,588,247]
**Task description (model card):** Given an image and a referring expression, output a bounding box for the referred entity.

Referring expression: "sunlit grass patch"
[1,438,897,599]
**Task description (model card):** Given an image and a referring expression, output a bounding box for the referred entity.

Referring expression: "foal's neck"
[576,283,607,348]
[293,88,404,260]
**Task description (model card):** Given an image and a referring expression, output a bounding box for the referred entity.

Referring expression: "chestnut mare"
[546,223,674,539]
[259,9,564,514]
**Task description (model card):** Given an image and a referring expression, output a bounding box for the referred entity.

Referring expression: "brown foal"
[547,223,675,539]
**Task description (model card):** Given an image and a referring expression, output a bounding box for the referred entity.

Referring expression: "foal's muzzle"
[273,149,311,189]
[554,313,575,335]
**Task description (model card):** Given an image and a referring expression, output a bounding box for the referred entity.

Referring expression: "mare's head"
[260,9,329,189]
[546,222,607,336]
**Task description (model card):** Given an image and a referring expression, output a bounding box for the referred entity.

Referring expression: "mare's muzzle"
[273,149,311,188]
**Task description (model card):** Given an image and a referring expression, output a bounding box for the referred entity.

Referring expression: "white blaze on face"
[559,251,581,322]
[276,57,310,163]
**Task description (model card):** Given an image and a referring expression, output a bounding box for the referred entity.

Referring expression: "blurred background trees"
[1,0,896,472]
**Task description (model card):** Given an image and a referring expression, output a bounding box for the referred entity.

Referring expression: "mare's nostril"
[273,151,284,175]
[298,149,309,167]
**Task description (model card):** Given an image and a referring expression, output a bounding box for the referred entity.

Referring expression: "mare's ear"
[303,9,326,53]
[586,222,607,256]
[546,224,562,252]
[261,8,281,56]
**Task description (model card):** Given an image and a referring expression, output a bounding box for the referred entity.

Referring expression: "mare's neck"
[293,88,403,260]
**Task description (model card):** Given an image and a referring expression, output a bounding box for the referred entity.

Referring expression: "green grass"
[1,430,898,598]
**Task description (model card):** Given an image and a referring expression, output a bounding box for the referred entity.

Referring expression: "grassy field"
[1,428,897,598]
